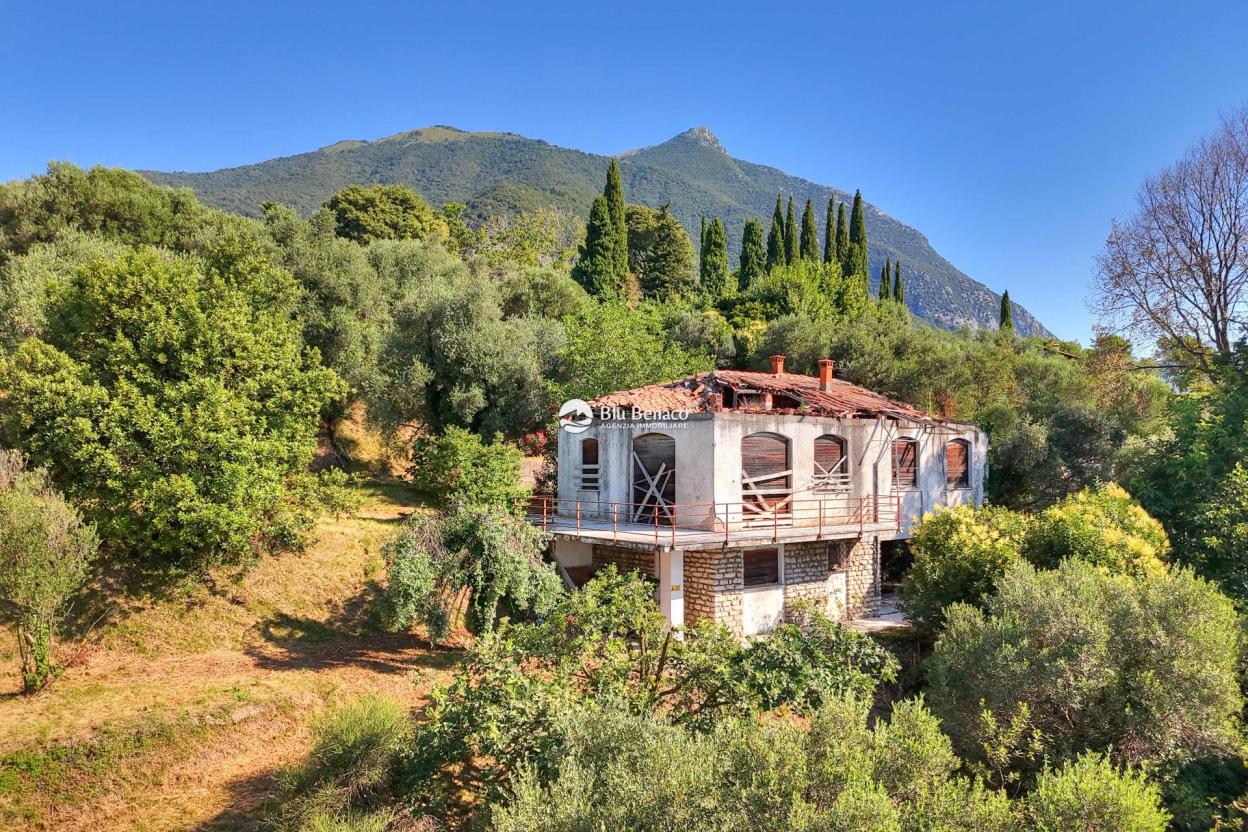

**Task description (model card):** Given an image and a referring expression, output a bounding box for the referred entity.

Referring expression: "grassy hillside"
[141,125,1050,337]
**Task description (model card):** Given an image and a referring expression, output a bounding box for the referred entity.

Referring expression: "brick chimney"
[770,354,786,375]
[818,359,835,392]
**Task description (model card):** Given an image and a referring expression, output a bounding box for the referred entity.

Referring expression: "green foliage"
[823,197,836,264]
[0,450,97,692]
[1023,482,1169,574]
[1026,754,1169,832]
[799,198,819,260]
[927,560,1243,785]
[899,504,1030,633]
[699,217,731,298]
[497,264,591,320]
[323,183,448,244]
[604,160,629,283]
[738,217,766,290]
[626,203,695,298]
[893,260,904,304]
[847,189,869,278]
[766,194,785,271]
[571,196,617,297]
[879,258,893,300]
[1000,289,1014,331]
[835,201,849,265]
[408,427,527,509]
[784,196,798,265]
[378,501,560,641]
[0,246,346,570]
[269,695,411,832]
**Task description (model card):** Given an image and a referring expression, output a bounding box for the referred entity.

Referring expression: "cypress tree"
[572,196,617,297]
[767,194,785,271]
[835,202,849,266]
[605,159,629,282]
[879,259,892,300]
[739,218,766,290]
[1000,290,1014,331]
[847,189,868,277]
[799,199,818,260]
[823,198,836,263]
[784,197,798,264]
[700,217,731,298]
[893,261,905,305]
[699,216,707,258]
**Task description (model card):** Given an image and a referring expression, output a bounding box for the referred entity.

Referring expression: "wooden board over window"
[892,439,918,490]
[632,433,676,523]
[946,439,970,489]
[579,437,600,492]
[813,434,849,492]
[741,432,792,524]
[743,548,780,587]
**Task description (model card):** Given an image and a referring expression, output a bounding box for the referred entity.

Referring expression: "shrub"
[1026,753,1169,832]
[1024,482,1169,574]
[269,695,411,832]
[899,504,1029,633]
[927,560,1243,781]
[0,449,98,691]
[379,502,561,641]
[408,427,527,510]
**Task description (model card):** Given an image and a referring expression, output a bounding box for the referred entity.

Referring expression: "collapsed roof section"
[590,359,933,422]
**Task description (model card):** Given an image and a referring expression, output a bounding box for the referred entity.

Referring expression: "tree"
[1095,107,1248,369]
[572,196,617,297]
[893,260,905,304]
[1023,483,1169,575]
[1027,754,1170,832]
[766,195,786,272]
[0,246,347,570]
[738,218,766,290]
[605,159,629,283]
[823,198,836,264]
[408,427,528,509]
[700,217,731,298]
[626,204,695,298]
[1000,289,1015,331]
[784,197,798,264]
[846,189,869,277]
[0,450,97,692]
[835,202,850,265]
[879,259,892,300]
[799,199,819,260]
[324,184,449,244]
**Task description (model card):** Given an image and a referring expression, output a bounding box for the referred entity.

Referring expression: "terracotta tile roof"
[591,369,933,420]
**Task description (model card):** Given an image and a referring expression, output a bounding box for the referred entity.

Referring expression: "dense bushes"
[408,427,527,509]
[1024,482,1169,573]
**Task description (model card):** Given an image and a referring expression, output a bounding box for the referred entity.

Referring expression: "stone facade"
[684,549,744,636]
[844,537,880,616]
[783,541,831,620]
[591,545,655,577]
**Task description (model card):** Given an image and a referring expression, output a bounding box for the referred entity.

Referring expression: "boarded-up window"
[813,434,849,492]
[741,432,792,523]
[579,438,599,492]
[828,540,851,572]
[632,433,676,523]
[892,438,918,490]
[946,439,970,488]
[743,548,780,587]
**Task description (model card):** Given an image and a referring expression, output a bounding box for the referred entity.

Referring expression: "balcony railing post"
[613,503,618,543]
[576,500,581,534]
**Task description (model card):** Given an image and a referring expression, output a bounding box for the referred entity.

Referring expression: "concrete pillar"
[658,549,685,631]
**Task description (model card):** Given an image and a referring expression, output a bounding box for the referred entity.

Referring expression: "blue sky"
[4,1,1247,342]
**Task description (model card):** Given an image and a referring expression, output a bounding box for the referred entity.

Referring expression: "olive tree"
[0,450,97,691]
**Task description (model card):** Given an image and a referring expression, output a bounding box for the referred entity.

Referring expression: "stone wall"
[844,536,880,616]
[684,549,744,636]
[591,545,656,577]
[783,542,830,621]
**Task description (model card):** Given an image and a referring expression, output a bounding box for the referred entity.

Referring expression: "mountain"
[140,126,1051,337]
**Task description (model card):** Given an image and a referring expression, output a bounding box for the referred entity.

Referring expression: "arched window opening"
[892,438,919,490]
[579,438,600,492]
[631,433,676,524]
[742,432,792,525]
[813,434,850,493]
[946,439,970,489]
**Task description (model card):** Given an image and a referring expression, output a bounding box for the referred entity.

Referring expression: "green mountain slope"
[140,125,1050,336]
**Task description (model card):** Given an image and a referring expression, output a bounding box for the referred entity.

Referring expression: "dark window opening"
[892,438,919,490]
[743,548,780,587]
[579,438,599,492]
[828,541,851,572]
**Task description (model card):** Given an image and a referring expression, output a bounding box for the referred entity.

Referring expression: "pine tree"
[847,189,868,277]
[799,199,818,260]
[766,194,785,271]
[823,198,836,263]
[784,197,798,264]
[1000,290,1015,331]
[573,196,617,297]
[605,159,629,282]
[700,217,731,298]
[893,261,905,305]
[879,259,892,300]
[835,202,849,266]
[739,218,766,290]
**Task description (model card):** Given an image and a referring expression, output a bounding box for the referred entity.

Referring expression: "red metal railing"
[516,493,902,546]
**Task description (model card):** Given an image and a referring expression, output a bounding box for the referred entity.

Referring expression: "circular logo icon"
[558,399,593,434]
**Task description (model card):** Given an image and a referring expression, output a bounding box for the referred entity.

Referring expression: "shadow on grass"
[186,765,277,832]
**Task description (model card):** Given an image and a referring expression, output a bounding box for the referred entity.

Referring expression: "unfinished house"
[525,355,986,636]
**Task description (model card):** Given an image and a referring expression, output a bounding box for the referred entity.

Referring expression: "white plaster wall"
[826,571,848,619]
[552,539,593,568]
[743,586,784,635]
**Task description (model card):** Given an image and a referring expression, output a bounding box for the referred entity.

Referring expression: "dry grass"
[0,479,459,832]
